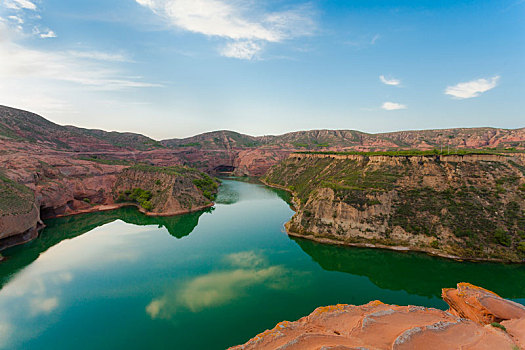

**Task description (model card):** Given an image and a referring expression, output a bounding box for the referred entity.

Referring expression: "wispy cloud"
[39,30,57,38]
[0,20,161,115]
[379,75,401,86]
[135,0,316,60]
[3,0,56,39]
[220,40,262,60]
[0,20,160,90]
[445,76,500,99]
[67,50,130,62]
[7,15,24,24]
[4,0,37,11]
[371,34,380,45]
[382,101,407,110]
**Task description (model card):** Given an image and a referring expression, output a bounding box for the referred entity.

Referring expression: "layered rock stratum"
[1,104,524,252]
[230,283,525,350]
[264,152,525,262]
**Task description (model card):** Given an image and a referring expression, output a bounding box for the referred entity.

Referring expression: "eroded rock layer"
[264,153,525,262]
[230,283,525,350]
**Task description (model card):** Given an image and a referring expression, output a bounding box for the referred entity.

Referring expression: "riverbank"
[0,202,215,254]
[262,179,525,264]
[262,152,525,263]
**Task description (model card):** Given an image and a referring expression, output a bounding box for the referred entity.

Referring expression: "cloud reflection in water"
[146,251,294,319]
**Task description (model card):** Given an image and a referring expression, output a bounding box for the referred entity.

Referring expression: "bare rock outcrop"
[230,283,525,350]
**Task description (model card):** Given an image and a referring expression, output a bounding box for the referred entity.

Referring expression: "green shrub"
[430,240,439,249]
[193,174,218,200]
[141,200,153,211]
[490,322,506,332]
[155,179,162,186]
[116,188,154,210]
[493,228,511,247]
[518,242,525,255]
[82,198,91,204]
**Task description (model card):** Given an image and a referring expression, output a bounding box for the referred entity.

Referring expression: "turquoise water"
[0,180,524,349]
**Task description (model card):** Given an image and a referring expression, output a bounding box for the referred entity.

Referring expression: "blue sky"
[0,0,523,139]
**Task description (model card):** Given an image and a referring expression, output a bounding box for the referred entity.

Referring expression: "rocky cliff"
[1,105,525,253]
[113,165,219,215]
[264,152,525,262]
[0,153,218,250]
[230,283,525,349]
[0,172,42,250]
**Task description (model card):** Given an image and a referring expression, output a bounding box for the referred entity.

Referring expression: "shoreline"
[0,201,215,255]
[50,201,214,219]
[262,180,524,264]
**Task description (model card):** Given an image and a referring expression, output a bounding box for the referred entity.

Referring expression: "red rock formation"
[443,282,525,347]
[230,283,525,350]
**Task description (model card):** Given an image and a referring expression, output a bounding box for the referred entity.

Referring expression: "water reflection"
[146,251,293,319]
[0,207,207,289]
[215,178,292,206]
[293,237,525,299]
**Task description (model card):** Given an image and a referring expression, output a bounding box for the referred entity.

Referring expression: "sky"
[0,0,523,140]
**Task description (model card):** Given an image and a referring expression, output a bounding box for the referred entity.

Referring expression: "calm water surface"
[1,180,524,349]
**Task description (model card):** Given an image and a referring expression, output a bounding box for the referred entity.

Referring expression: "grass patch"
[490,322,507,332]
[0,171,34,216]
[78,156,133,166]
[116,188,153,210]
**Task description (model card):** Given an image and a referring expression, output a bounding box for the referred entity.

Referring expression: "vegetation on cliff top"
[0,171,35,216]
[295,148,523,157]
[264,155,525,262]
[192,174,219,201]
[114,165,220,212]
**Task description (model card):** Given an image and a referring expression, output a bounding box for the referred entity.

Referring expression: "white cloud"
[136,0,315,59]
[68,50,129,62]
[220,40,261,60]
[4,0,37,11]
[40,30,57,38]
[379,75,400,86]
[382,101,407,110]
[7,15,24,24]
[371,34,380,44]
[0,22,160,90]
[445,76,500,99]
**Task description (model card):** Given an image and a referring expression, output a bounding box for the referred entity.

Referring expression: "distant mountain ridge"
[1,105,524,152]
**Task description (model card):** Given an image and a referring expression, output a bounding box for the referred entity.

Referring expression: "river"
[0,179,524,349]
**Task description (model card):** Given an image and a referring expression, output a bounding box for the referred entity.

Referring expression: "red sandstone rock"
[230,284,524,350]
[442,282,525,324]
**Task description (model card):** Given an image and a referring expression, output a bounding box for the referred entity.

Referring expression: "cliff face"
[264,153,525,262]
[0,154,218,249]
[230,283,525,350]
[113,166,219,215]
[1,105,524,252]
[0,172,42,249]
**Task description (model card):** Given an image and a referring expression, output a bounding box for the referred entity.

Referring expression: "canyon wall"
[0,153,218,250]
[264,152,525,262]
